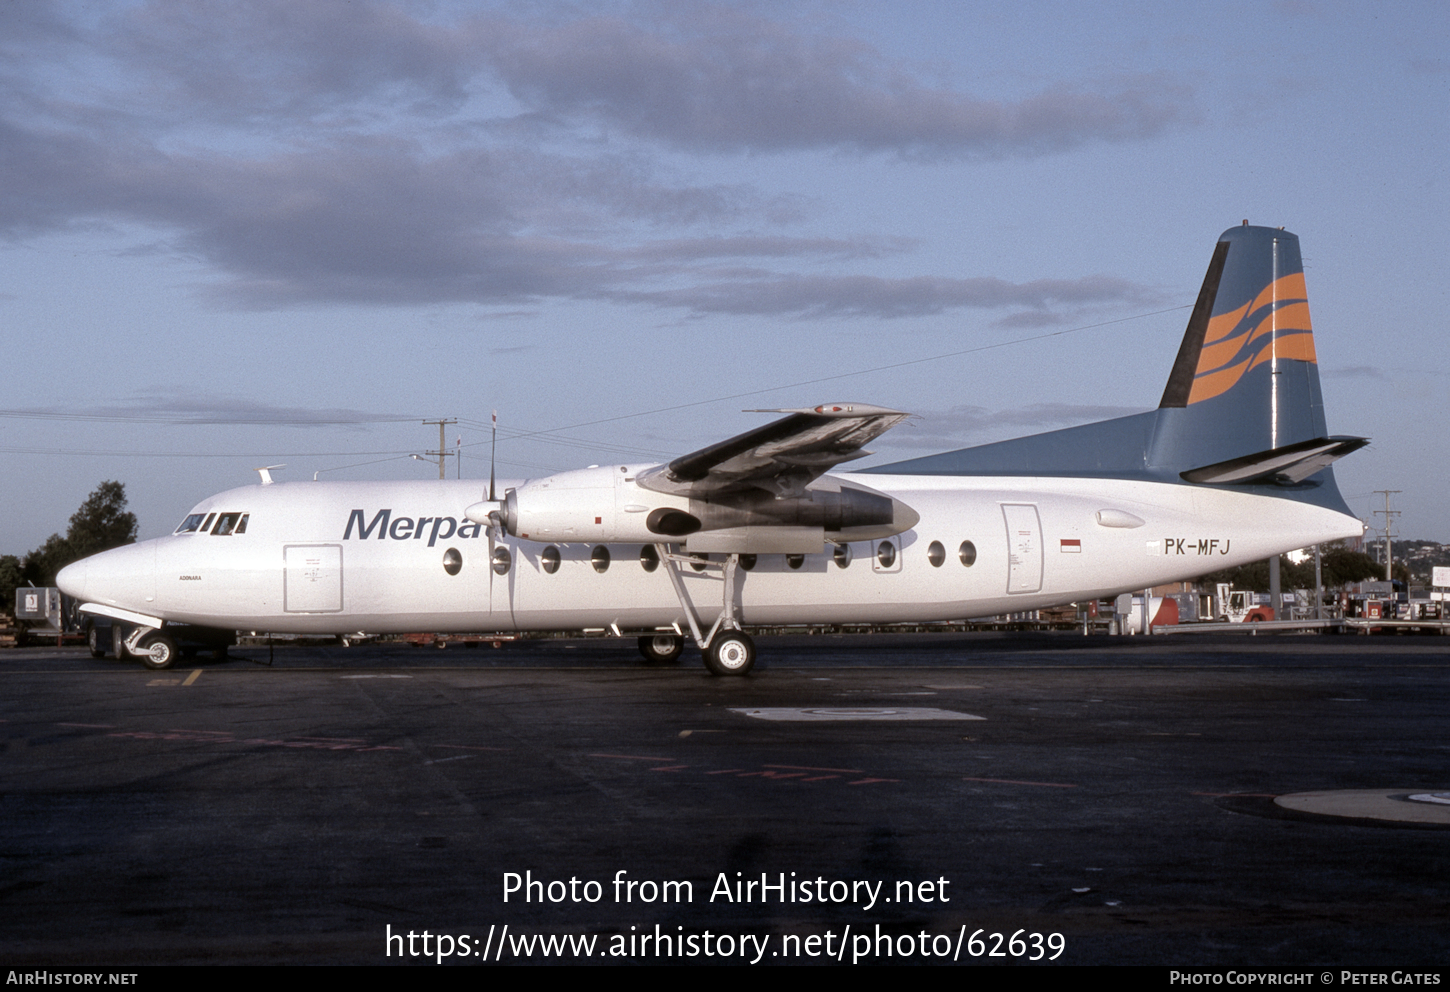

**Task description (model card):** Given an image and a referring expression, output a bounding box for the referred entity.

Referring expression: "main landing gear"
[655,545,757,677]
[703,629,755,676]
[637,634,685,664]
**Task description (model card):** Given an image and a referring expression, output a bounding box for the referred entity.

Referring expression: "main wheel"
[638,634,684,664]
[87,625,108,659]
[112,625,129,659]
[703,631,755,676]
[138,635,178,671]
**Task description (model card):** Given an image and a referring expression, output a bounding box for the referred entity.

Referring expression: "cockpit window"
[175,513,207,534]
[212,512,248,536]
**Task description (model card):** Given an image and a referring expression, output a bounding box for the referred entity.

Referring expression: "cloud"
[613,273,1151,319]
[480,11,1194,158]
[0,392,415,426]
[0,2,1178,315]
[42,2,1193,161]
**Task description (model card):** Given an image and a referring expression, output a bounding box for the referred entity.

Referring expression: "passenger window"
[591,546,610,573]
[833,544,852,569]
[786,554,804,570]
[959,540,977,567]
[492,547,512,575]
[639,546,660,572]
[443,548,462,575]
[927,541,945,567]
[876,542,896,568]
[739,554,757,571]
[542,546,561,574]
[690,553,709,572]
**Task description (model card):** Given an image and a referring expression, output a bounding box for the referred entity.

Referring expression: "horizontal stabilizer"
[1180,436,1369,485]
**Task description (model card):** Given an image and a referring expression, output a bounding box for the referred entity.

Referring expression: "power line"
[496,304,1194,444]
[0,301,1192,468]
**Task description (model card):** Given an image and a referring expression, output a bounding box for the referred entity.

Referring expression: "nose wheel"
[138,634,179,671]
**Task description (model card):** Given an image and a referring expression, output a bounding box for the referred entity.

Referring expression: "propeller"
[485,411,504,603]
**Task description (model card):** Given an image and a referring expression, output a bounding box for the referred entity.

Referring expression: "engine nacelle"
[466,464,919,551]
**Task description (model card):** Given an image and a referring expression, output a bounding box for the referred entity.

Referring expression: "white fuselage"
[60,471,1363,635]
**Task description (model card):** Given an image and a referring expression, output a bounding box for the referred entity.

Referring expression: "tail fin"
[864,224,1365,490]
[1149,223,1364,480]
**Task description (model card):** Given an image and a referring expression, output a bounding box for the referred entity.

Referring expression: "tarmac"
[2,630,1448,966]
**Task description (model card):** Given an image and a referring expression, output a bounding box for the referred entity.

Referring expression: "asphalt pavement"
[3,631,1448,966]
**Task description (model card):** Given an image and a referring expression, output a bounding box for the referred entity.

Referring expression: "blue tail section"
[863,225,1364,508]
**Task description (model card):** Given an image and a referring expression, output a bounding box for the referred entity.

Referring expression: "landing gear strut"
[657,545,756,676]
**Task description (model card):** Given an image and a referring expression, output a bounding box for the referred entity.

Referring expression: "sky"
[2,0,1447,554]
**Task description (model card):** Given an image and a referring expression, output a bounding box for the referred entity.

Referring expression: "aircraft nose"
[56,559,87,599]
[58,542,158,611]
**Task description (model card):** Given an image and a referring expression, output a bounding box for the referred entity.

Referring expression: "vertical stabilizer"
[1148,224,1329,471]
[864,224,1362,499]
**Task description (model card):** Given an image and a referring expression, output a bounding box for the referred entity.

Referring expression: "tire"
[638,634,684,664]
[87,625,108,659]
[703,631,755,676]
[138,635,178,671]
[112,625,128,659]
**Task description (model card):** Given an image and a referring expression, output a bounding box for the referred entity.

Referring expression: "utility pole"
[423,419,458,480]
[1373,490,1401,584]
[1313,544,1324,621]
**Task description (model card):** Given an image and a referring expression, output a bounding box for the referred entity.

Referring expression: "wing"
[636,403,909,499]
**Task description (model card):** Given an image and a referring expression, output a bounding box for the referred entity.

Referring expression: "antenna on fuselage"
[255,464,286,485]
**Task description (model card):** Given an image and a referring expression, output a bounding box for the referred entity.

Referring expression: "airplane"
[58,224,1368,675]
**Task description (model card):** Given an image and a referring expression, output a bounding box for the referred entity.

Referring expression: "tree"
[65,480,138,559]
[1320,546,1390,588]
[1194,543,1383,592]
[18,482,138,588]
[0,554,22,619]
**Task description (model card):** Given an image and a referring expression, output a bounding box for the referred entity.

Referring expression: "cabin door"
[1001,504,1043,594]
[283,544,344,613]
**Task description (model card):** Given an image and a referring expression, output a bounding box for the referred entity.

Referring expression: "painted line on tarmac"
[586,753,899,787]
[1275,789,1450,824]
[50,721,407,754]
[182,669,202,686]
[1192,792,1278,797]
[764,763,865,773]
[962,776,1078,788]
[732,706,984,721]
